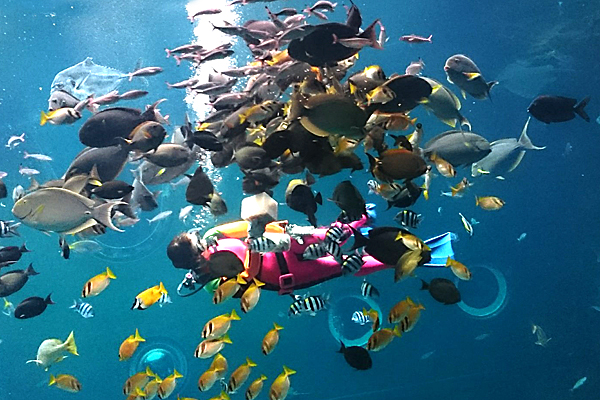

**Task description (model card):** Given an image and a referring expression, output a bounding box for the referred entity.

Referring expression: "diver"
[169,204,456,298]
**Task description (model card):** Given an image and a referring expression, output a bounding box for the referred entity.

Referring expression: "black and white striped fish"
[360,280,380,298]
[158,292,172,307]
[394,210,422,229]
[70,299,94,318]
[248,236,277,253]
[288,297,305,316]
[0,220,20,238]
[341,252,364,275]
[351,310,371,326]
[302,242,328,260]
[325,240,344,262]
[325,225,349,244]
[302,294,328,316]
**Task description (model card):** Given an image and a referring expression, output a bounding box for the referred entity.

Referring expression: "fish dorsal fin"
[28,177,40,192]
[62,174,89,194]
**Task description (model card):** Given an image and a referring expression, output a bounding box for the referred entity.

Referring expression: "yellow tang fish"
[49,374,81,393]
[27,331,78,371]
[82,266,116,298]
[475,196,505,211]
[202,309,241,340]
[158,369,183,399]
[227,358,257,394]
[262,323,283,355]
[388,296,416,324]
[195,334,233,359]
[446,257,472,280]
[399,302,426,333]
[119,328,145,361]
[213,278,240,305]
[198,367,225,392]
[144,376,163,400]
[269,366,296,400]
[366,326,401,351]
[132,282,168,310]
[123,366,156,395]
[241,279,265,313]
[210,353,228,379]
[245,374,267,400]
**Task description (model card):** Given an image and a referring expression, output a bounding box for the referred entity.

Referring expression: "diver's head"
[167,232,204,270]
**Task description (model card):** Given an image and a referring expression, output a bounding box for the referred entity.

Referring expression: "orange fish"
[119,328,145,361]
[82,267,116,298]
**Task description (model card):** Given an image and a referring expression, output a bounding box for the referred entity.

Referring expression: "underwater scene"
[1,0,599,399]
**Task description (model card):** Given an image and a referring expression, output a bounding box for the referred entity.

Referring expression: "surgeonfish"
[119,328,145,361]
[27,331,78,370]
[82,267,116,298]
[262,323,283,355]
[131,282,168,310]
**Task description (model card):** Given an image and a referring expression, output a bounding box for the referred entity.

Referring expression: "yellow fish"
[399,302,426,333]
[362,308,380,332]
[394,249,423,282]
[119,328,145,361]
[195,334,233,359]
[262,323,283,355]
[388,296,415,324]
[145,376,163,400]
[394,231,429,251]
[82,266,116,298]
[475,196,505,211]
[241,279,265,313]
[213,278,240,304]
[49,374,81,393]
[198,367,225,392]
[123,366,156,395]
[202,309,241,339]
[245,374,267,400]
[158,369,183,399]
[430,153,456,178]
[227,358,257,394]
[132,282,168,310]
[126,387,147,400]
[40,108,81,126]
[27,331,78,370]
[451,177,470,197]
[446,257,472,280]
[269,366,296,400]
[210,353,228,379]
[366,326,401,351]
[208,391,231,400]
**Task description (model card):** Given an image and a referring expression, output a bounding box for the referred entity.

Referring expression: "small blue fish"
[70,299,94,318]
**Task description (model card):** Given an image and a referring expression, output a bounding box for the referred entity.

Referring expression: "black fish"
[360,280,379,298]
[64,145,130,183]
[386,180,422,209]
[420,278,461,305]
[338,342,372,370]
[444,54,497,100]
[330,181,366,222]
[285,176,322,227]
[527,95,590,124]
[0,179,6,199]
[185,130,224,151]
[234,144,271,170]
[351,227,431,267]
[14,294,54,319]
[0,244,30,268]
[185,167,215,206]
[0,263,39,297]
[78,101,161,148]
[368,75,432,114]
[91,180,134,199]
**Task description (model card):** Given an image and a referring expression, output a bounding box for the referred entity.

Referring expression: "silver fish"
[5,133,25,149]
[18,165,40,176]
[178,205,193,222]
[50,57,127,100]
[531,323,551,347]
[471,118,545,178]
[424,130,491,167]
[23,152,52,162]
[570,377,587,392]
[147,210,173,224]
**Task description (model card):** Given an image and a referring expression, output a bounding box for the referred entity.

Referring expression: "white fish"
[2,298,15,317]
[420,350,435,360]
[517,233,527,242]
[23,151,53,162]
[12,185,25,202]
[147,210,173,224]
[475,333,490,341]
[18,165,40,176]
[570,377,587,392]
[470,217,480,225]
[437,207,442,214]
[0,171,7,179]
[179,205,193,222]
[531,323,551,347]
[6,133,25,149]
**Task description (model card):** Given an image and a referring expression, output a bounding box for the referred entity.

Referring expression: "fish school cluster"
[0,0,592,399]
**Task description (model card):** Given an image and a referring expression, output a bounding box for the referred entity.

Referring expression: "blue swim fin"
[423,232,457,267]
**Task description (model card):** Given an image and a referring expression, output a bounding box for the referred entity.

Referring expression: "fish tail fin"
[420,279,429,290]
[574,96,591,122]
[331,33,339,44]
[49,374,56,386]
[459,114,471,131]
[283,365,296,376]
[174,55,181,66]
[92,202,125,232]
[349,226,369,250]
[308,213,318,228]
[106,267,117,279]
[134,328,145,342]
[45,293,55,305]
[25,263,39,276]
[40,111,49,126]
[518,117,545,150]
[487,81,498,101]
[70,299,78,309]
[64,331,79,356]
[427,34,432,41]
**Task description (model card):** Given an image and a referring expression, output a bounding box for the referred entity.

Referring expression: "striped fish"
[302,295,328,316]
[325,226,349,244]
[341,252,364,275]
[394,210,422,229]
[158,292,172,307]
[70,299,94,318]
[351,310,371,326]
[0,220,20,238]
[288,298,305,316]
[248,236,277,253]
[360,280,379,298]
[325,240,343,262]
[302,242,328,260]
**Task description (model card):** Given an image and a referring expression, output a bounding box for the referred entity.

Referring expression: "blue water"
[1,0,600,399]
